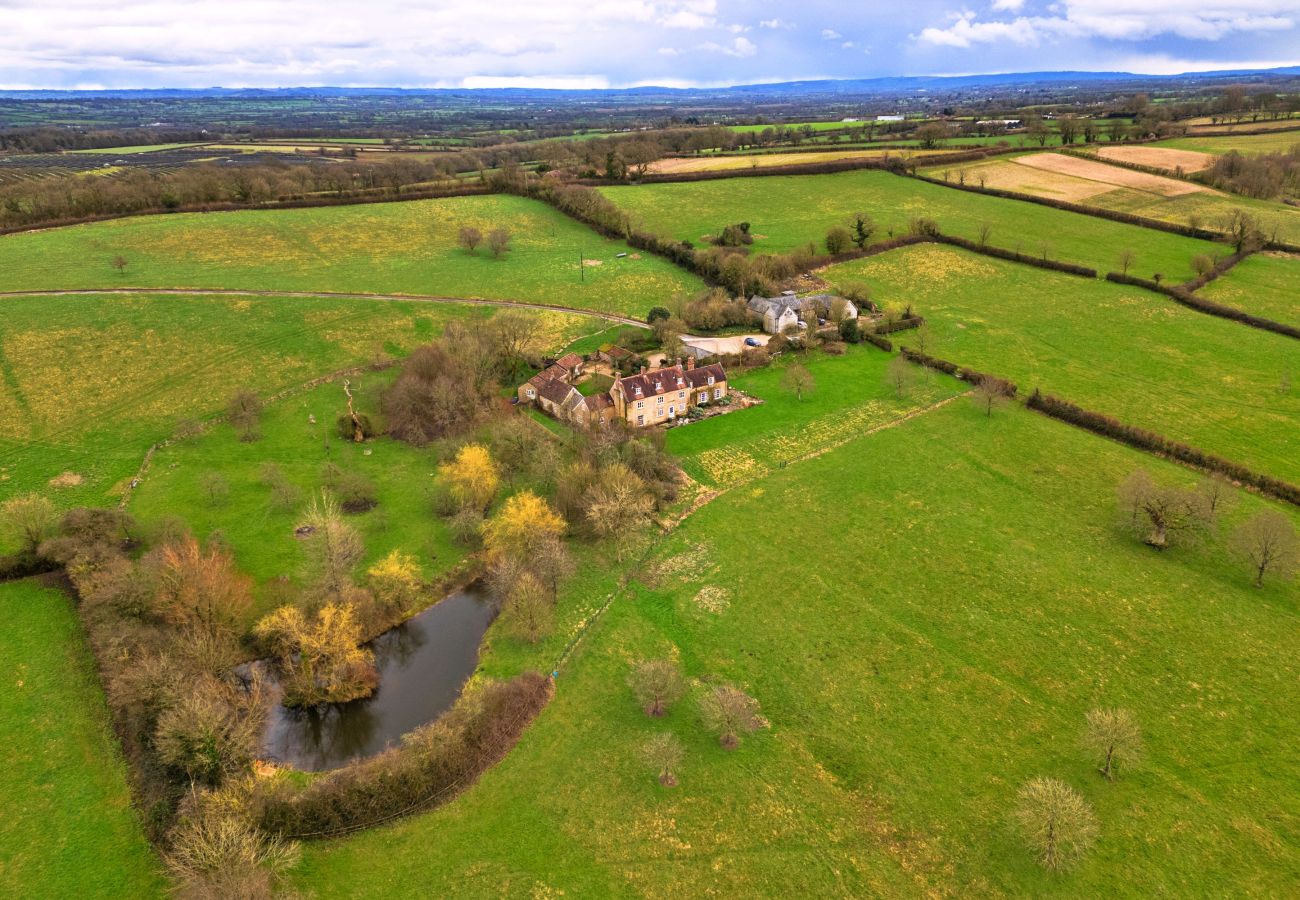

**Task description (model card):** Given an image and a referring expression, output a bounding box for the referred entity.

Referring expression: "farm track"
[0,287,651,329]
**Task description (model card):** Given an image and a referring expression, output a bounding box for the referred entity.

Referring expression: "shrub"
[336,412,376,442]
[166,812,299,900]
[366,550,424,614]
[154,678,263,784]
[825,225,852,255]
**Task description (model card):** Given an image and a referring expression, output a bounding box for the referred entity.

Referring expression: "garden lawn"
[666,344,961,486]
[290,398,1300,897]
[1199,252,1300,330]
[0,293,601,544]
[821,244,1300,484]
[600,169,1219,282]
[0,194,702,315]
[0,579,166,899]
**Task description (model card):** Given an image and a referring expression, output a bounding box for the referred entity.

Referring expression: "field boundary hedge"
[1105,271,1300,340]
[1026,390,1300,506]
[257,672,553,840]
[899,347,1019,395]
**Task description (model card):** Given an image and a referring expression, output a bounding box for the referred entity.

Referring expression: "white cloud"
[696,36,758,57]
[841,41,856,49]
[759,18,794,29]
[657,47,680,56]
[821,28,842,40]
[991,0,1026,11]
[918,1,1297,48]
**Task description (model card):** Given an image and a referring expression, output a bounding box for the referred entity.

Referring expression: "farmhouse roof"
[536,376,578,405]
[615,362,725,399]
[556,353,584,369]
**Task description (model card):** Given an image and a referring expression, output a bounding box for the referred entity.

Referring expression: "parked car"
[744,337,761,347]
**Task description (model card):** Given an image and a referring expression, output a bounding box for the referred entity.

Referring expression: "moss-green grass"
[0,195,703,315]
[0,579,166,899]
[290,397,1300,897]
[1160,131,1300,155]
[0,293,601,544]
[600,169,1220,282]
[125,371,466,619]
[666,344,962,485]
[1199,252,1300,330]
[821,244,1300,484]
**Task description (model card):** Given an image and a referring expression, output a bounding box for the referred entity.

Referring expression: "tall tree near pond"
[440,443,500,514]
[154,535,253,637]
[584,463,654,560]
[301,493,364,601]
[254,602,377,706]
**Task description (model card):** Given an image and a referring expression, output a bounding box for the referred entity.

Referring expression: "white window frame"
[713,388,723,399]
[636,415,644,426]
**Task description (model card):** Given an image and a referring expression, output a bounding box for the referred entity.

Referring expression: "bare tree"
[641,732,684,787]
[885,354,917,399]
[970,377,1013,417]
[300,493,364,600]
[486,227,512,259]
[226,389,263,442]
[628,659,685,717]
[0,492,57,555]
[111,254,128,275]
[199,471,230,506]
[978,223,992,246]
[1195,474,1235,522]
[501,571,553,643]
[1013,777,1098,872]
[1082,708,1143,781]
[1229,511,1299,587]
[584,463,654,560]
[1118,248,1135,275]
[782,363,815,401]
[698,683,763,749]
[457,225,483,254]
[1116,470,1211,550]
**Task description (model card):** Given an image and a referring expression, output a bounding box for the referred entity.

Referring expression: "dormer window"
[707,376,714,385]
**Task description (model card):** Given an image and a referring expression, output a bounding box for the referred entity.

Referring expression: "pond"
[260,582,496,772]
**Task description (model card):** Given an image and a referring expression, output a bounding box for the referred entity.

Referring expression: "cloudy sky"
[3,0,1298,90]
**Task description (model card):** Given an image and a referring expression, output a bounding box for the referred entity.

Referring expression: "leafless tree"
[628,659,686,717]
[112,254,128,275]
[782,362,815,401]
[458,225,483,254]
[487,227,512,259]
[501,571,553,643]
[885,354,917,399]
[641,732,684,787]
[199,471,230,506]
[1118,248,1135,275]
[1116,470,1212,550]
[698,683,764,749]
[978,222,992,246]
[1013,777,1098,872]
[0,492,57,555]
[1082,708,1143,781]
[1229,510,1299,587]
[970,377,1013,417]
[226,389,263,442]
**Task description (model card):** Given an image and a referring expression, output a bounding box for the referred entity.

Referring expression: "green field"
[821,244,1300,484]
[0,292,599,519]
[289,395,1300,897]
[125,371,468,618]
[0,579,165,899]
[1158,131,1300,155]
[1200,252,1300,330]
[0,195,703,315]
[601,169,1220,282]
[66,142,208,154]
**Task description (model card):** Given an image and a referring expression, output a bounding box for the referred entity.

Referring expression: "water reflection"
[261,582,496,772]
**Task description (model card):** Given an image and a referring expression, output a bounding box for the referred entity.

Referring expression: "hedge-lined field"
[0,195,703,315]
[822,244,1300,484]
[600,169,1220,282]
[291,399,1300,897]
[0,293,599,528]
[0,579,165,898]
[1199,252,1300,330]
[1159,131,1300,155]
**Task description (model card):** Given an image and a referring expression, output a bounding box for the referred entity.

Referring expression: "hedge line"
[899,347,1019,395]
[932,234,1098,278]
[257,672,553,839]
[874,315,925,335]
[1026,390,1300,507]
[863,333,893,352]
[0,183,493,238]
[1176,250,1250,292]
[0,553,61,582]
[1105,271,1300,340]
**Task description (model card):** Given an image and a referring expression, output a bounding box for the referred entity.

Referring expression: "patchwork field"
[821,244,1300,484]
[928,155,1300,245]
[601,169,1221,282]
[0,292,599,519]
[0,579,165,899]
[1158,132,1300,156]
[0,195,703,315]
[1199,252,1300,330]
[290,396,1300,897]
[1093,145,1214,173]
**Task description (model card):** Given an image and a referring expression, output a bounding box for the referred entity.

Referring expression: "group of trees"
[457,224,513,258]
[1203,148,1300,201]
[1118,469,1298,586]
[627,658,765,787]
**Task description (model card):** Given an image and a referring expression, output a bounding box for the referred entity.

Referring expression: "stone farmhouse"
[519,356,727,428]
[747,292,858,334]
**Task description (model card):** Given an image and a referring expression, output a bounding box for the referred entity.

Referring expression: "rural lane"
[0,287,651,329]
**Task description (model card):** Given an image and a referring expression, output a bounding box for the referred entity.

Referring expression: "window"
[678,391,684,399]
[707,376,714,385]
[657,396,664,404]
[669,406,675,416]
[713,388,723,399]
[637,415,644,426]
[636,401,643,409]
[526,388,535,398]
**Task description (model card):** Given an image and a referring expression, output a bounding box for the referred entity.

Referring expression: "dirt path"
[0,287,650,329]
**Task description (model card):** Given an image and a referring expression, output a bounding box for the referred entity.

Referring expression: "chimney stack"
[687,356,695,370]
[640,364,646,375]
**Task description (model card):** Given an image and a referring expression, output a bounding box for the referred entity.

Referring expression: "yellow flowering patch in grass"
[695,447,763,486]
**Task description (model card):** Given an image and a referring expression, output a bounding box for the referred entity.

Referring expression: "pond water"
[260,582,496,772]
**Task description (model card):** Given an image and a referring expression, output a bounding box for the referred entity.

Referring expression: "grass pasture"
[0,292,600,517]
[600,169,1221,282]
[1199,251,1300,330]
[821,244,1300,484]
[291,395,1300,897]
[1159,131,1300,156]
[0,579,165,899]
[646,149,944,174]
[0,194,703,315]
